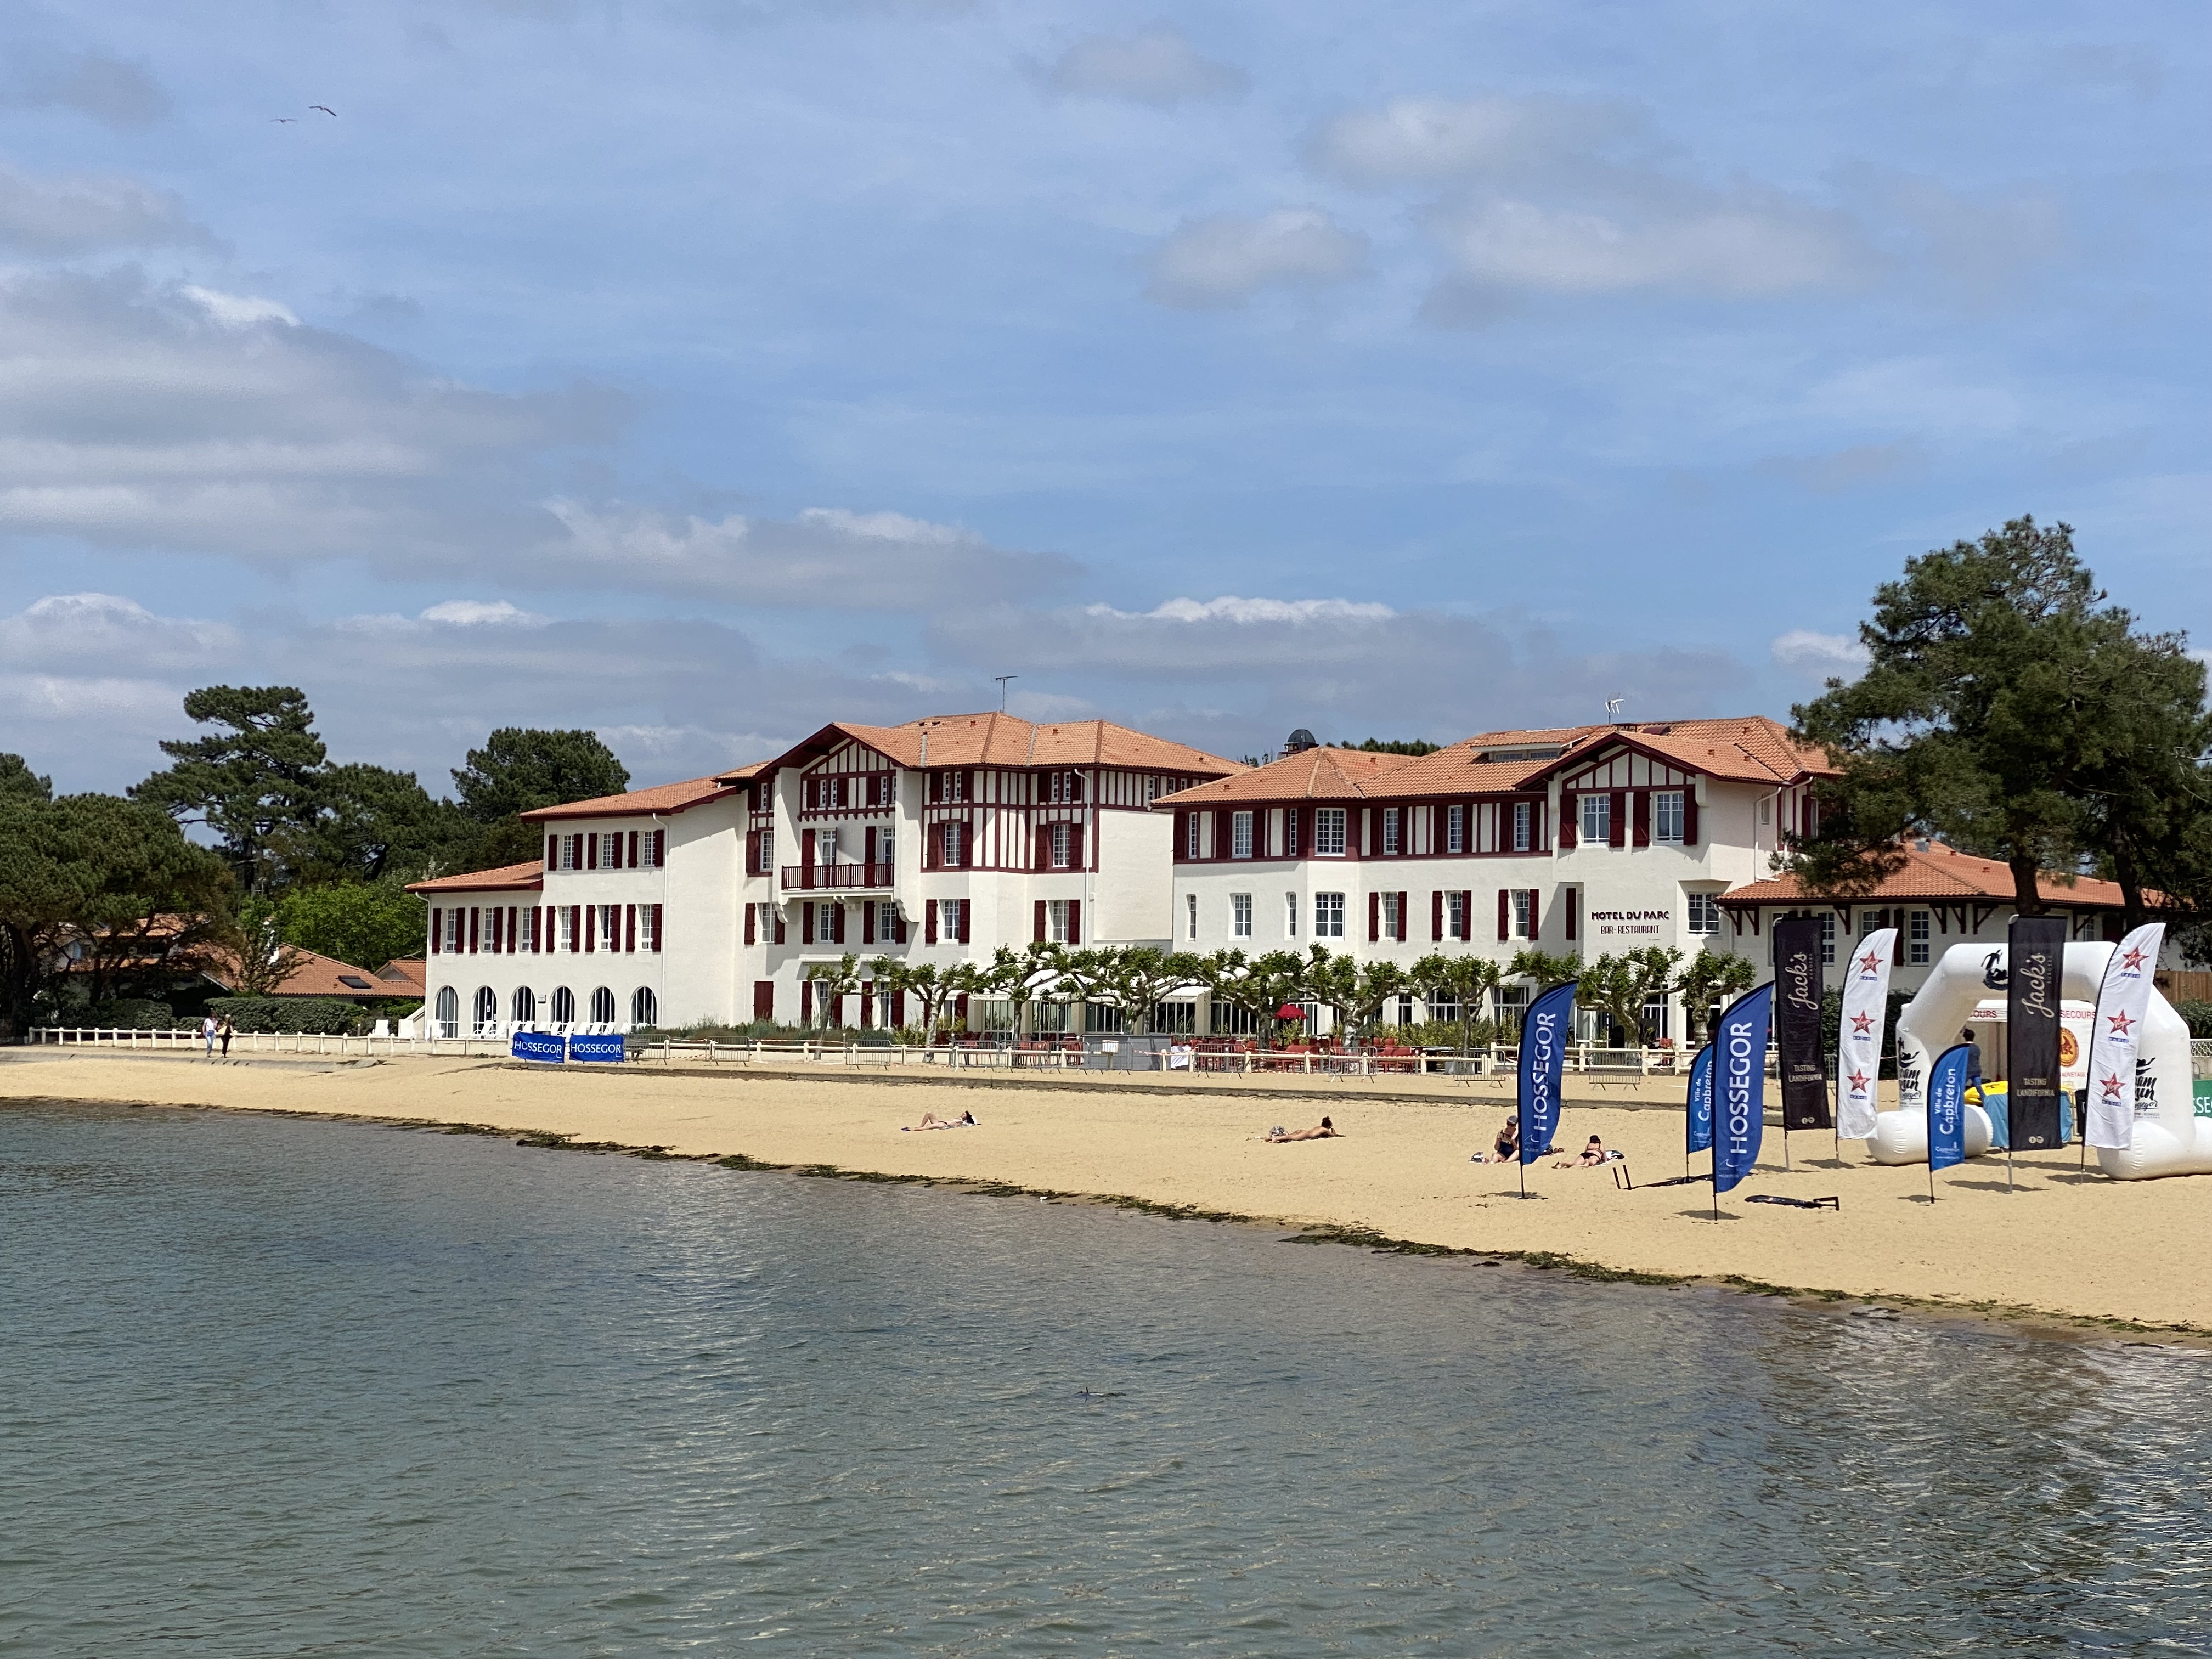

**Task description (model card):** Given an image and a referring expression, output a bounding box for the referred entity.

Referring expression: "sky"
[3,1,2210,795]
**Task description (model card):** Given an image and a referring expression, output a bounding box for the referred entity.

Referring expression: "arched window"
[473,986,496,1030]
[551,986,575,1026]
[434,985,459,1039]
[590,986,616,1026]
[631,986,657,1028]
[511,985,536,1025]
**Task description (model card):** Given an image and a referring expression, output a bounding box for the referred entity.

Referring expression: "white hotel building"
[408,713,1239,1036]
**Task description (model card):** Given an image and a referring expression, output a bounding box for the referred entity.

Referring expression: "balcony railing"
[781,862,895,891]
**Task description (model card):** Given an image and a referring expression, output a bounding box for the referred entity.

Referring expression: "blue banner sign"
[1518,980,1577,1164]
[1927,1042,1971,1173]
[1714,984,1774,1196]
[511,1030,566,1064]
[1686,1042,1716,1156]
[567,1033,627,1064]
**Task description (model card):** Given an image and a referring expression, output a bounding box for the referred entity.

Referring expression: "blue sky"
[4,1,2209,793]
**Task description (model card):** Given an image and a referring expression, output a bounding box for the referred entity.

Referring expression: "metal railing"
[780,862,895,891]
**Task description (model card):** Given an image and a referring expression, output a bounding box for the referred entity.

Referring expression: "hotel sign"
[1589,909,1671,938]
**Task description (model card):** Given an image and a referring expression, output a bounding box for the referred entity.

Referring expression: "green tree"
[1063,946,1206,1035]
[452,729,629,821]
[1579,946,1683,1047]
[1793,517,2210,919]
[0,791,233,1038]
[803,953,863,1028]
[216,899,310,997]
[1506,948,1580,992]
[278,882,428,969]
[1677,949,1757,1047]
[1409,951,1502,1052]
[980,941,1068,1032]
[131,686,328,894]
[1198,948,1312,1043]
[1,754,51,804]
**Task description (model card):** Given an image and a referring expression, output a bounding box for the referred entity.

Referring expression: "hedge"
[206,996,375,1036]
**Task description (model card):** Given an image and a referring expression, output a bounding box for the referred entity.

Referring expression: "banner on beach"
[567,1033,627,1064]
[2007,917,2068,1150]
[511,1030,565,1063]
[1713,984,1773,1195]
[1927,1042,1970,1172]
[2087,923,2165,1150]
[1773,917,1830,1131]
[1686,1041,1716,1156]
[1517,980,1577,1163]
[1835,928,1895,1141]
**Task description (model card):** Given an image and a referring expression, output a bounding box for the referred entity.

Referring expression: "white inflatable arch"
[1870,940,2212,1178]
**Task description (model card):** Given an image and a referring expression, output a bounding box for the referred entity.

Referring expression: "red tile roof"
[520,775,744,821]
[1719,844,2130,909]
[405,860,546,895]
[1156,716,1833,806]
[374,959,426,996]
[206,947,401,1000]
[735,714,1244,781]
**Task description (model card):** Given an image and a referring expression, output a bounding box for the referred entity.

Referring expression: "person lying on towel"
[1267,1118,1340,1142]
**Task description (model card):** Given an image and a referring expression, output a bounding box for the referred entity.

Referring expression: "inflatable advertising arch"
[1869,940,2212,1178]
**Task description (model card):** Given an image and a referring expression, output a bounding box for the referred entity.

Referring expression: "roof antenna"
[995,675,1017,712]
[1605,696,1624,720]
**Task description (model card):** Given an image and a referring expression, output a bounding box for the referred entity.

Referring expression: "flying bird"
[272,116,297,122]
[311,105,337,117]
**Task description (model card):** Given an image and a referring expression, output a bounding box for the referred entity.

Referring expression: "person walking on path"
[217,1016,234,1060]
[201,1014,217,1059]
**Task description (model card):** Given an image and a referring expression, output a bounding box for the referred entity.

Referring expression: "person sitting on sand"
[1553,1133,1609,1169]
[1481,1115,1520,1163]
[902,1110,977,1132]
[1267,1116,1340,1142]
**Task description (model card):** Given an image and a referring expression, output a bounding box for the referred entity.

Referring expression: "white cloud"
[1094,595,1396,625]
[0,163,210,253]
[179,286,300,328]
[417,599,550,627]
[0,48,170,131]
[0,591,237,673]
[1430,195,1867,302]
[1307,94,1629,189]
[1046,26,1246,107]
[1771,629,1869,678]
[1146,208,1367,309]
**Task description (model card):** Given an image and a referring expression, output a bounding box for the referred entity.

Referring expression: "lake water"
[4,1097,2211,1656]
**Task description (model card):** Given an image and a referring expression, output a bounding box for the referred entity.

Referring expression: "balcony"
[782,861,895,892]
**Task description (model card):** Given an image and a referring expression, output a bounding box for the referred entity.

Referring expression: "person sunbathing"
[1480,1115,1521,1163]
[1267,1117,1340,1142]
[902,1110,977,1132]
[1553,1134,1609,1169]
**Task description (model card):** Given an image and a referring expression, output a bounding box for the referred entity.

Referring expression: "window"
[1653,791,1684,844]
[1687,893,1720,935]
[1048,899,1074,943]
[1050,823,1073,868]
[1285,892,1299,936]
[1314,808,1347,856]
[601,832,623,869]
[1381,808,1401,855]
[1446,804,1466,854]
[813,828,837,867]
[1447,889,1467,940]
[1048,771,1081,804]
[1232,811,1254,859]
[1187,893,1199,940]
[558,834,580,870]
[632,987,657,1028]
[473,986,496,1029]
[1186,814,1202,859]
[1909,910,1932,965]
[435,985,459,1038]
[940,821,966,867]
[1232,893,1252,938]
[1381,891,1402,939]
[551,986,575,1025]
[878,825,895,869]
[519,909,538,951]
[1512,801,1531,853]
[558,907,577,952]
[1513,889,1533,940]
[511,986,536,1024]
[1315,892,1345,938]
[442,909,464,952]
[938,770,967,803]
[599,904,620,951]
[1579,794,1611,845]
[1821,913,1836,965]
[590,986,616,1025]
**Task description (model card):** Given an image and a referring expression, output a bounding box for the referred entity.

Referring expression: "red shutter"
[1893,923,1906,966]
[1559,797,1577,849]
[926,901,939,945]
[862,901,876,945]
[955,993,969,1028]
[755,981,775,1022]
[1397,891,1409,942]
[957,901,970,945]
[865,825,878,868]
[1610,790,1628,848]
[747,830,760,874]
[1461,891,1474,941]
[1066,900,1080,945]
[1175,812,1189,861]
[544,838,555,869]
[628,830,640,868]
[891,990,905,1028]
[833,904,847,944]
[802,903,815,945]
[745,905,756,946]
[772,909,785,945]
[583,905,595,952]
[1432,890,1443,941]
[1632,791,1650,848]
[923,823,940,870]
[1034,900,1048,943]
[800,979,812,1025]
[468,907,480,953]
[584,834,596,870]
[893,906,907,944]
[1682,788,1699,847]
[1071,824,1084,869]
[1497,890,1510,941]
[1566,888,1579,941]
[1369,891,1380,942]
[430,909,442,953]
[625,904,636,952]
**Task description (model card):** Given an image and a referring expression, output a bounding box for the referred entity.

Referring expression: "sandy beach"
[8,1048,2209,1338]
